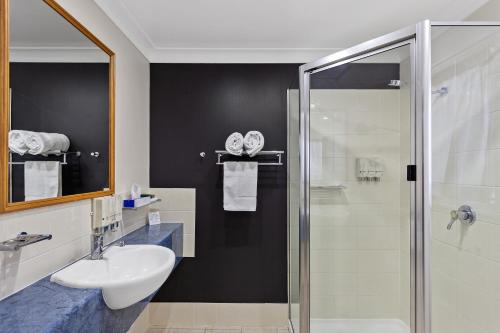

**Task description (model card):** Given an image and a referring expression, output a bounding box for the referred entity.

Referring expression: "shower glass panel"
[308,44,412,333]
[430,25,500,333]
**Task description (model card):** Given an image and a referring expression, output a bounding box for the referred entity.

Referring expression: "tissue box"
[123,196,151,208]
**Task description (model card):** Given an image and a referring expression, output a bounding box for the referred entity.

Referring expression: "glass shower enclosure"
[289,21,500,333]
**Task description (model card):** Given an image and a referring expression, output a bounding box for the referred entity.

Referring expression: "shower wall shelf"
[311,185,347,190]
[215,150,284,166]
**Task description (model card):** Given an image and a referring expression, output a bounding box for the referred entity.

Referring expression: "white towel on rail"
[225,132,244,156]
[24,161,62,201]
[223,162,258,211]
[243,131,264,157]
[8,130,31,155]
[24,132,70,156]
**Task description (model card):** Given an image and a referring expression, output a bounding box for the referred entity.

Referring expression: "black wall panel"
[150,64,299,303]
[10,62,109,201]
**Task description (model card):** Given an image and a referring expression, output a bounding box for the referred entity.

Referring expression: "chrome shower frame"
[294,20,500,333]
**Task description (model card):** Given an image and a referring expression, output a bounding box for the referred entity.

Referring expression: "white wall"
[430,27,500,333]
[0,0,149,301]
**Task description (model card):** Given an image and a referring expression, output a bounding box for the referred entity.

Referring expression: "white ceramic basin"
[50,245,175,309]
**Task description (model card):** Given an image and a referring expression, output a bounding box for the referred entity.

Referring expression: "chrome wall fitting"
[447,205,476,230]
[0,232,52,251]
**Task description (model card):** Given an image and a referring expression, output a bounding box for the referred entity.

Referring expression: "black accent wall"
[311,63,400,89]
[10,62,109,201]
[150,64,299,303]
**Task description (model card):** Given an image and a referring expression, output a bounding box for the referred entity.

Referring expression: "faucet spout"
[90,232,125,260]
[90,232,104,260]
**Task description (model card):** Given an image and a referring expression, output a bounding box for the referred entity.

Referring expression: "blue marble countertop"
[0,223,183,333]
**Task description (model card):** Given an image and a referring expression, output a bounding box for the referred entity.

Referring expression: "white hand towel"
[223,162,258,211]
[225,132,244,156]
[25,132,70,156]
[8,130,32,155]
[24,161,61,201]
[243,131,264,157]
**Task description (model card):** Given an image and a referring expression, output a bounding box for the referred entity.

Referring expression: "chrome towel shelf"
[215,150,284,166]
[8,151,81,165]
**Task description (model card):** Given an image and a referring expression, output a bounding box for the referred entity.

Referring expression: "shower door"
[297,26,421,333]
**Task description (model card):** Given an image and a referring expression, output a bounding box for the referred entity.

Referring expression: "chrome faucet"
[90,222,124,260]
[447,205,476,230]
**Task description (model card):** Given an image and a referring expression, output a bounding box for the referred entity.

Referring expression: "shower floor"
[309,319,410,333]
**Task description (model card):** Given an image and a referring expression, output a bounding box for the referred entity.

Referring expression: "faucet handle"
[447,210,458,230]
[447,205,476,230]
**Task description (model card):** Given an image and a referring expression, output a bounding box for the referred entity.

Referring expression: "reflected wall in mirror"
[1,0,115,211]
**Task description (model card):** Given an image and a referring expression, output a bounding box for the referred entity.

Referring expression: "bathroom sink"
[50,245,175,309]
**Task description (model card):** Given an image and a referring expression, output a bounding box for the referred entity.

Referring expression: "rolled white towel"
[225,132,244,156]
[25,132,70,156]
[243,131,265,157]
[8,130,32,155]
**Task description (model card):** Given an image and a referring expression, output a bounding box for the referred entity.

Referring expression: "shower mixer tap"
[447,205,476,230]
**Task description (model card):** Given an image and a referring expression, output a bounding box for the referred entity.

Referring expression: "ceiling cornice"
[94,0,493,63]
[149,48,342,63]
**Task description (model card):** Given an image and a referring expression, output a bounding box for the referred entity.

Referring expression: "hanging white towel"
[8,130,32,155]
[243,131,264,157]
[24,132,70,156]
[225,132,244,156]
[24,161,61,201]
[223,162,258,211]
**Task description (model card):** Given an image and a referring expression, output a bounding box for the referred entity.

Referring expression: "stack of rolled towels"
[9,130,70,156]
[225,131,264,157]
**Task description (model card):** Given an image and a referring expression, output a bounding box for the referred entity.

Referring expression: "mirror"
[1,0,114,211]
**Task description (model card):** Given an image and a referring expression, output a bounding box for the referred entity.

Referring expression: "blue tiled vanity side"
[0,223,183,333]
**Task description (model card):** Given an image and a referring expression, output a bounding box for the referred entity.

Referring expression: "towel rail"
[215,150,284,166]
[8,151,81,165]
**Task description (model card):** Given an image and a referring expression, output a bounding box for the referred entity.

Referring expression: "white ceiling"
[95,0,491,62]
[11,0,94,47]
[10,0,108,62]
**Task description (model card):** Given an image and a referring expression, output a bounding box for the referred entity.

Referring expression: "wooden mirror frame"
[0,0,115,212]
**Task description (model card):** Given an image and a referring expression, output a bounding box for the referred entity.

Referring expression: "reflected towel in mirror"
[24,161,62,201]
[8,130,31,155]
[25,132,70,156]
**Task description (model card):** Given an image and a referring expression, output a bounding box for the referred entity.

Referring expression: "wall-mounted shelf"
[311,185,347,190]
[122,197,162,210]
[215,150,284,166]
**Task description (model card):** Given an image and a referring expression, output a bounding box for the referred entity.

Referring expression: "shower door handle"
[447,205,476,230]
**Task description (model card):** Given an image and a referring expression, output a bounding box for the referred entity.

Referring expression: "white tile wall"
[308,88,409,320]
[148,303,288,329]
[431,28,500,333]
[0,201,91,300]
[151,188,196,257]
[0,197,154,302]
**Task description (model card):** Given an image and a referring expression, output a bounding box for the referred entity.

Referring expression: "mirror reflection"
[8,0,110,203]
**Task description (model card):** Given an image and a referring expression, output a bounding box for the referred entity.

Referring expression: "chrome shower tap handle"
[447,205,476,230]
[447,210,458,230]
